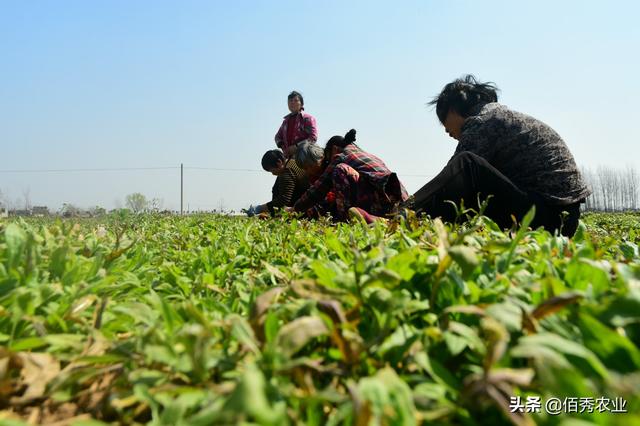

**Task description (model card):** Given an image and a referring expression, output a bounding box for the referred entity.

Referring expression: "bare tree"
[583,165,640,211]
[90,206,107,216]
[148,197,164,212]
[125,193,148,213]
[0,189,6,215]
[22,187,32,211]
[626,165,639,210]
[61,203,81,217]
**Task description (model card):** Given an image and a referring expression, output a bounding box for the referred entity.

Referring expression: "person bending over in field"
[275,90,318,159]
[407,75,591,237]
[292,130,408,223]
[248,149,310,216]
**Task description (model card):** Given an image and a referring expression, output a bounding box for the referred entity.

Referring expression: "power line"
[186,166,263,173]
[0,165,435,178]
[0,166,178,173]
[187,167,434,177]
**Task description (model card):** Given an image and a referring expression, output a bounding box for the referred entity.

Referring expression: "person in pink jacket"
[275,91,318,158]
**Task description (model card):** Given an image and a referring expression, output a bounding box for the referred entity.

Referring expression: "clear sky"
[2,0,639,212]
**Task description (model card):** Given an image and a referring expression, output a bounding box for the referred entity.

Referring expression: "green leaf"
[364,287,393,312]
[446,321,485,356]
[386,247,421,281]
[413,352,460,394]
[144,344,178,366]
[310,260,338,288]
[576,312,640,373]
[70,420,111,426]
[357,367,417,426]
[9,336,48,351]
[230,315,260,355]
[4,223,26,261]
[324,230,349,262]
[564,259,611,293]
[276,316,329,358]
[511,333,609,379]
[222,362,288,425]
[264,311,280,344]
[448,245,479,279]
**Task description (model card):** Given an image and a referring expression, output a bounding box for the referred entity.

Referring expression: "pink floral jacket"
[275,111,318,153]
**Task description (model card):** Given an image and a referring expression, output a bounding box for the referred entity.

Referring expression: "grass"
[0,211,638,425]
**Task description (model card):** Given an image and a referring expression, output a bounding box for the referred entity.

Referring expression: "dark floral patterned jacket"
[455,102,591,205]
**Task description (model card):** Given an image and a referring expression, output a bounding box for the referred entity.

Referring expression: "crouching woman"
[411,75,591,237]
[292,130,408,222]
[250,149,309,216]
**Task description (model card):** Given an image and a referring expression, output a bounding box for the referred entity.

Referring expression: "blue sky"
[2,0,639,211]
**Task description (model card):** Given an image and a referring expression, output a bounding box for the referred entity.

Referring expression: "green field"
[1,211,639,425]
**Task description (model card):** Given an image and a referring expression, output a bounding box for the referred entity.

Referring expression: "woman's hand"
[285,145,297,158]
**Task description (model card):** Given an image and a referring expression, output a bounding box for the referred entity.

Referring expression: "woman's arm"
[302,114,318,142]
[293,161,337,212]
[275,119,286,149]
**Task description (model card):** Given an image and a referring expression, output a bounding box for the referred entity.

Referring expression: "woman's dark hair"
[288,90,304,107]
[324,129,356,161]
[261,149,285,171]
[429,75,499,124]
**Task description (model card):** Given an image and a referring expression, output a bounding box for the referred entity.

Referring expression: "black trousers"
[411,152,581,237]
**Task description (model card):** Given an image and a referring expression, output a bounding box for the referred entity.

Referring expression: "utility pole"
[180,163,184,215]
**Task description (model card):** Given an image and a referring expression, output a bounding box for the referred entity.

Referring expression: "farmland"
[0,211,639,425]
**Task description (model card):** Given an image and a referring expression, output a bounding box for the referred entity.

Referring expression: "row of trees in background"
[0,190,166,217]
[3,168,639,215]
[581,166,640,212]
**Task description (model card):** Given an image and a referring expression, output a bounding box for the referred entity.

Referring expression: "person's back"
[410,74,591,236]
[249,149,310,217]
[456,102,590,205]
[293,131,408,220]
[335,144,403,194]
[272,158,309,210]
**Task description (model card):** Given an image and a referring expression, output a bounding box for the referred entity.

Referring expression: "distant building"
[32,206,50,217]
[12,209,31,217]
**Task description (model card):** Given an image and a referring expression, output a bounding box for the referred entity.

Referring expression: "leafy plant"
[0,212,638,425]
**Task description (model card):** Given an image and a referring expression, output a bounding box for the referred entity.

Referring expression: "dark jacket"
[267,159,309,214]
[455,102,591,205]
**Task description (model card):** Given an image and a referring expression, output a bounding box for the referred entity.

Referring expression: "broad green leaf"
[230,314,260,355]
[9,337,48,352]
[222,362,288,425]
[276,316,329,358]
[576,313,640,373]
[310,259,339,288]
[511,333,609,379]
[357,367,417,426]
[564,259,611,293]
[448,245,479,278]
[413,352,460,394]
[4,223,26,262]
[386,247,421,281]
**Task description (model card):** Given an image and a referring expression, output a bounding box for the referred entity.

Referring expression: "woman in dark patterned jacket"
[293,130,408,223]
[410,75,591,237]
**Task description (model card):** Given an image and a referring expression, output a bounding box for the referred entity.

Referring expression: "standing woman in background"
[275,91,318,158]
